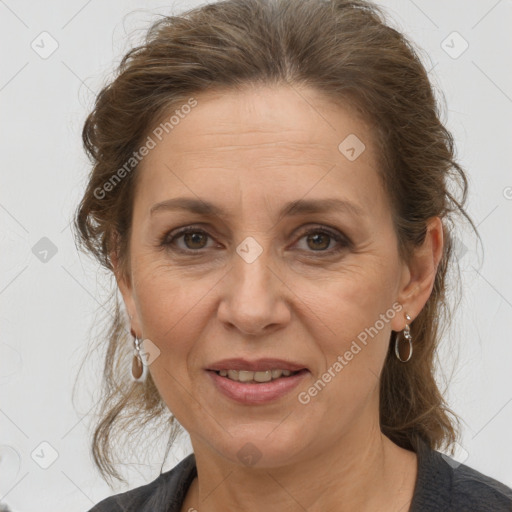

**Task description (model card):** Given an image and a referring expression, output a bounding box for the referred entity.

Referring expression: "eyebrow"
[149,197,365,221]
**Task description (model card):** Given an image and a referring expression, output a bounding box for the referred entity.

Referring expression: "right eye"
[160,226,217,253]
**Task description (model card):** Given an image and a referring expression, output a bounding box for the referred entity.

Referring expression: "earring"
[395,313,413,363]
[131,336,147,382]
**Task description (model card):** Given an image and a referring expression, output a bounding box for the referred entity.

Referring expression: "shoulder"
[450,460,512,510]
[86,453,197,512]
[411,441,512,512]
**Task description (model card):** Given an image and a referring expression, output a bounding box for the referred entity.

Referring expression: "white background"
[1,0,511,510]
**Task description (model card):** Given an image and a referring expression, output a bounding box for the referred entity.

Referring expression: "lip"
[207,368,309,404]
[206,358,308,372]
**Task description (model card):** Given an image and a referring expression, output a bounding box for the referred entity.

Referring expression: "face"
[117,85,422,468]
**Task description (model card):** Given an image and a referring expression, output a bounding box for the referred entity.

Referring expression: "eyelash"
[159,224,351,256]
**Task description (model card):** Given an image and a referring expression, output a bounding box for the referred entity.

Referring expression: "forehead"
[149,85,372,159]
[134,85,388,221]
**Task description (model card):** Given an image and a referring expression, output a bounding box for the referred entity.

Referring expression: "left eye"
[162,226,349,254]
[295,229,347,252]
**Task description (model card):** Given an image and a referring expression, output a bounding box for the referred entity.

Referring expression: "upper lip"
[207,358,308,372]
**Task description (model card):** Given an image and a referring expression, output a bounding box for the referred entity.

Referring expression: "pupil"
[308,233,329,250]
[185,232,206,249]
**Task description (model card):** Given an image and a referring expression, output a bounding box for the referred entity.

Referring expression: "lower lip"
[207,369,309,404]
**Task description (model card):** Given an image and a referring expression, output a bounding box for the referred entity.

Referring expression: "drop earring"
[131,335,147,382]
[395,313,413,363]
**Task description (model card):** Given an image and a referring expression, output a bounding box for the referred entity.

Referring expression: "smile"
[215,369,298,382]
[207,369,309,404]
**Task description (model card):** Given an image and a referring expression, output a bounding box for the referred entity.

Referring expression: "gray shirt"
[88,440,512,511]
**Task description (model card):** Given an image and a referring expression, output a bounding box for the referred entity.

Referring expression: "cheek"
[294,257,399,348]
[132,249,207,326]
[130,260,224,375]
[290,257,399,416]
[131,267,213,416]
[293,270,396,430]
[131,263,201,354]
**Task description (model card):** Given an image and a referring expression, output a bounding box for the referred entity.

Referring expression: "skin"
[113,84,443,512]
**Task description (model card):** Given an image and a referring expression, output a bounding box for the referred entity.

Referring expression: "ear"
[391,216,444,331]
[110,244,143,338]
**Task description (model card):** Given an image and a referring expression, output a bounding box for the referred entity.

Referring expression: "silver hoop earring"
[395,313,413,363]
[131,336,147,382]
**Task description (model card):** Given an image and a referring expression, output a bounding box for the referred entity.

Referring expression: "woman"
[76,0,512,510]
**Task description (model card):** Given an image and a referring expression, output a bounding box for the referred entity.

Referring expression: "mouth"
[211,368,304,383]
[205,358,310,404]
[206,368,309,404]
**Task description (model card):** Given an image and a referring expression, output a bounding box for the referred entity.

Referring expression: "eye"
[162,226,215,252]
[160,224,351,255]
[294,226,350,254]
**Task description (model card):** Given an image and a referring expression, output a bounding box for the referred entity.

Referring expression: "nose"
[217,242,291,336]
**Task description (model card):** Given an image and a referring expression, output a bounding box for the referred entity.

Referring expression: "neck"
[185,419,417,512]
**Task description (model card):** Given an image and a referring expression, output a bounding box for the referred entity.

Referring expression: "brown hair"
[74,0,478,484]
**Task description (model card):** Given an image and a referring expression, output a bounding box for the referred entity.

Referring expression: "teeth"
[253,371,272,383]
[216,369,297,382]
[239,370,255,382]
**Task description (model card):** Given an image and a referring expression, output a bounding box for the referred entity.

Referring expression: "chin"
[206,424,312,469]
